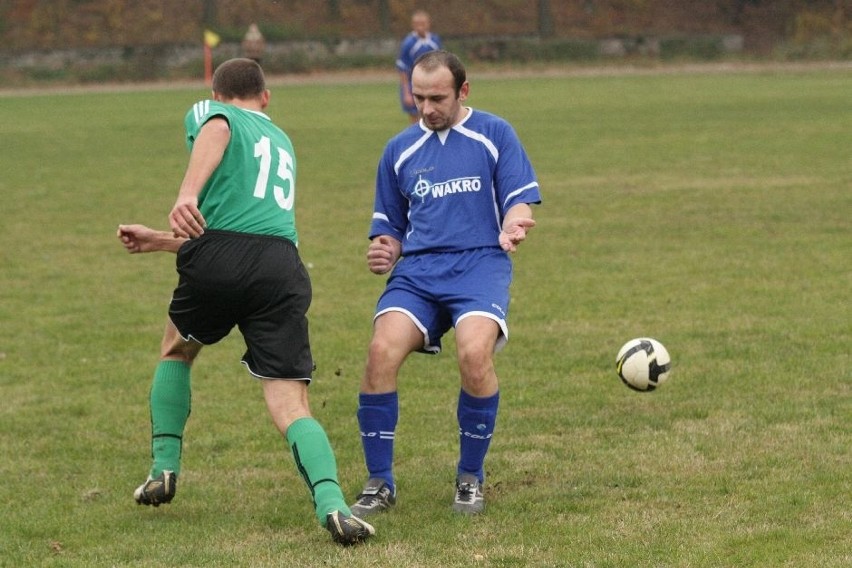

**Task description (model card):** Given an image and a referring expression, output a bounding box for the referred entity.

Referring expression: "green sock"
[286,417,349,526]
[149,360,191,478]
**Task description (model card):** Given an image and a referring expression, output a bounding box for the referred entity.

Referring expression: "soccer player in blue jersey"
[350,50,541,517]
[116,58,373,546]
[396,10,442,123]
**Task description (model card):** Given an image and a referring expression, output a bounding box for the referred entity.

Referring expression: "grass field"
[0,64,849,567]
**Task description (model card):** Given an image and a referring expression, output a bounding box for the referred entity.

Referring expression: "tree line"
[1,0,846,55]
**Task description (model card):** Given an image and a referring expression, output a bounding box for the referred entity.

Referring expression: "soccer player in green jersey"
[116,58,373,546]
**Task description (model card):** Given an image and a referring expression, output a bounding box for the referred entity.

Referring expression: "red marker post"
[203,29,221,86]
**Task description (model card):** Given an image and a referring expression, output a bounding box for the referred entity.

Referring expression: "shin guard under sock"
[149,360,191,478]
[356,391,399,492]
[457,389,499,482]
[286,417,348,525]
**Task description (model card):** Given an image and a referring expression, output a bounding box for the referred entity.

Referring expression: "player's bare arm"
[117,224,187,254]
[367,235,402,275]
[169,117,230,239]
[499,203,536,253]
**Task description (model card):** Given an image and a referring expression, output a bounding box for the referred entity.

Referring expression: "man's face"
[411,14,430,37]
[411,66,468,131]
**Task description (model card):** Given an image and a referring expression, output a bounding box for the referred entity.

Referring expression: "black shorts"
[169,230,313,380]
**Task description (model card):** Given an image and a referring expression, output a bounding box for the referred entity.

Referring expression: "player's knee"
[362,339,407,390]
[368,332,412,366]
[457,347,494,383]
[367,335,391,361]
[159,339,201,364]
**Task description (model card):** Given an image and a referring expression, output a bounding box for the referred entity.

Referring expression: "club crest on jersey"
[411,175,482,202]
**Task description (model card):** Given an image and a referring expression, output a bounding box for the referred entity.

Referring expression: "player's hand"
[169,196,206,239]
[499,217,536,253]
[367,235,401,274]
[117,224,160,254]
[117,224,185,254]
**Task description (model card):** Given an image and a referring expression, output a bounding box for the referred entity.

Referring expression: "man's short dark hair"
[413,50,466,95]
[212,58,266,100]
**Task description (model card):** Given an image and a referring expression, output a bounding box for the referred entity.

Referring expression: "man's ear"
[458,81,470,103]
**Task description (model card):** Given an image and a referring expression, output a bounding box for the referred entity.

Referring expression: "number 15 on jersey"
[253,135,294,210]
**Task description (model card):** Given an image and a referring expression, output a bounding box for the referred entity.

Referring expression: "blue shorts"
[375,248,512,354]
[399,85,417,115]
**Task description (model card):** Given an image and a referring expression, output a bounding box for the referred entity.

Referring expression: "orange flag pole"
[202,30,220,87]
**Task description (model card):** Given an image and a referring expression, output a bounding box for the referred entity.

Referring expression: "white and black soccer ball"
[615,338,672,392]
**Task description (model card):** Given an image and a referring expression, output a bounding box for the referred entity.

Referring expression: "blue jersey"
[370,108,541,255]
[396,32,442,79]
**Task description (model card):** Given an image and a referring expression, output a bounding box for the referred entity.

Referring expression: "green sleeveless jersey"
[184,100,298,243]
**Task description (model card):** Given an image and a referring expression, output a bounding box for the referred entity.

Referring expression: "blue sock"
[357,392,398,492]
[457,389,499,483]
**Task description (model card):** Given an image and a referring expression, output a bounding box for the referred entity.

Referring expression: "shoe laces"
[456,482,478,503]
[360,494,382,506]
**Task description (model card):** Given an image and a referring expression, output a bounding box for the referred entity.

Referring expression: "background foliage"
[1,0,848,54]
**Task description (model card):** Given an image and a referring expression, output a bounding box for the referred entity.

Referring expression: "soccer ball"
[615,338,672,392]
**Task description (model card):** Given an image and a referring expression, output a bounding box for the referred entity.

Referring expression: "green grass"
[0,66,849,567]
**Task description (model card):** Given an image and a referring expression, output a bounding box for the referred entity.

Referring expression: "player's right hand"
[367,235,401,274]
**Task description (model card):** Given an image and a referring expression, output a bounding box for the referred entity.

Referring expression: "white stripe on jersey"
[503,181,540,208]
[192,100,210,124]
[394,131,432,175]
[408,37,440,59]
[453,123,500,162]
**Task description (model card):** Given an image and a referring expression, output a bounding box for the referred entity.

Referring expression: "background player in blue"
[350,50,541,517]
[116,58,373,546]
[396,9,441,123]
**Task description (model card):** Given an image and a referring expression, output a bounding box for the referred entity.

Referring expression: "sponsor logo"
[460,425,493,440]
[412,175,482,202]
[360,430,394,439]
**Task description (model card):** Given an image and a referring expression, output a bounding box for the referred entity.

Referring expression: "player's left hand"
[499,218,536,253]
[169,197,206,239]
